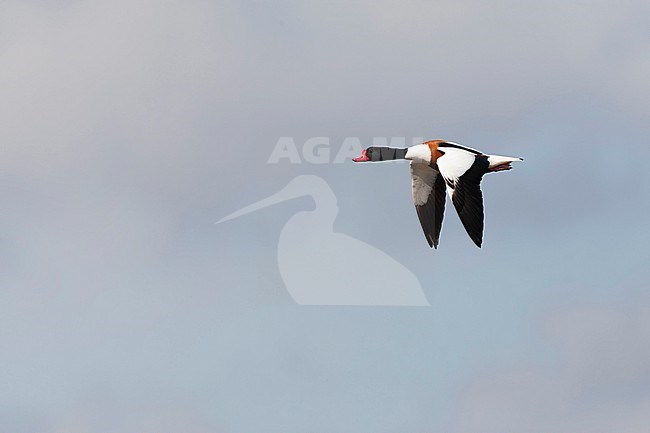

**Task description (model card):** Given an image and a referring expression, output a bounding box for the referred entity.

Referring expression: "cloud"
[452,300,650,433]
[2,1,650,432]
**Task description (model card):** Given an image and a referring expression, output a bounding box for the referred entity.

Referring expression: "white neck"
[405,144,431,164]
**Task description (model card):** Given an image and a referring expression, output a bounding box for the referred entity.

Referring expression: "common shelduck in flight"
[352,140,523,248]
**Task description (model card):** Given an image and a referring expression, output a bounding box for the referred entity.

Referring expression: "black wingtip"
[424,233,437,249]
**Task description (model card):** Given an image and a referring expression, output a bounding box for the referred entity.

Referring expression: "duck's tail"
[486,155,523,172]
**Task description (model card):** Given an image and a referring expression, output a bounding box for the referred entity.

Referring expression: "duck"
[352,140,523,248]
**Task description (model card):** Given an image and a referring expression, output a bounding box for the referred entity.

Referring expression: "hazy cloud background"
[1,1,649,432]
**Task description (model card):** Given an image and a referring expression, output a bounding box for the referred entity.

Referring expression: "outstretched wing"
[447,157,490,247]
[410,162,447,248]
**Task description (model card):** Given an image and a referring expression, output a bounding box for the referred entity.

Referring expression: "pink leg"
[489,163,512,172]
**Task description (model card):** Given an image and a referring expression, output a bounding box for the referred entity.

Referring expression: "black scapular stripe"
[438,142,482,155]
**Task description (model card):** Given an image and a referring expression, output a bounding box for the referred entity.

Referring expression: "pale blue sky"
[2,1,649,432]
